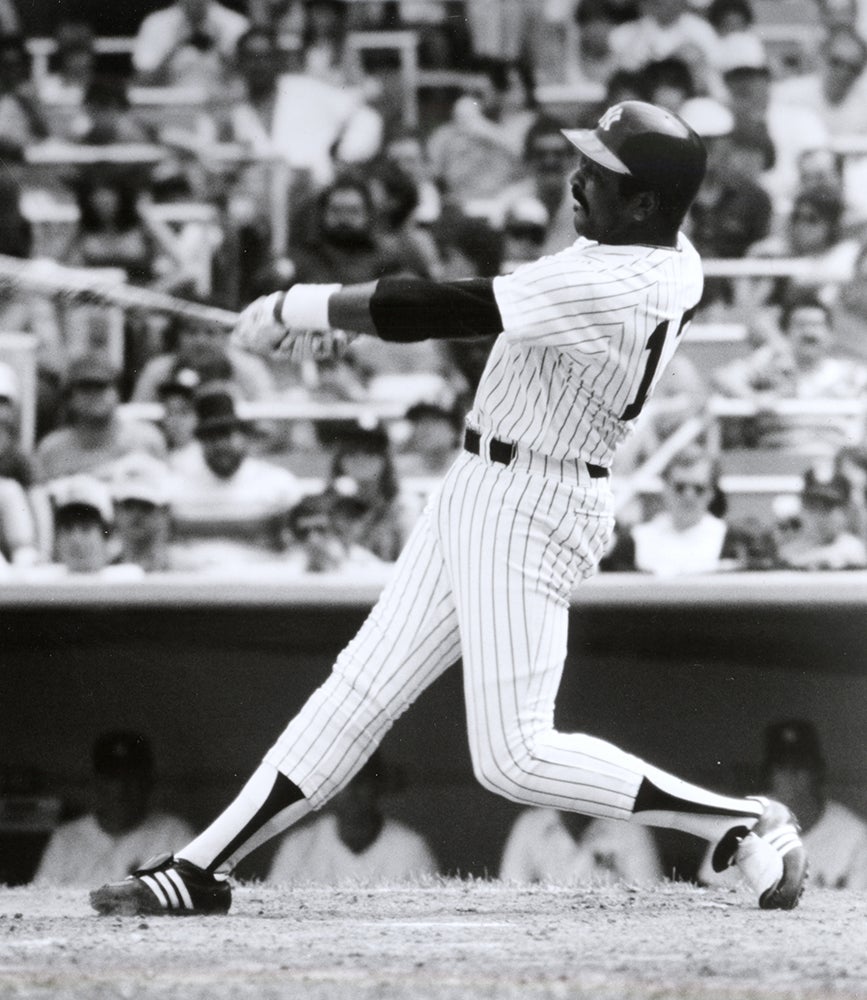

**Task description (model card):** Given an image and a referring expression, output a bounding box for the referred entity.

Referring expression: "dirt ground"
[0,879,864,1000]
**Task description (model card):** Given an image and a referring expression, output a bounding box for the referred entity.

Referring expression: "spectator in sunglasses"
[601,444,738,575]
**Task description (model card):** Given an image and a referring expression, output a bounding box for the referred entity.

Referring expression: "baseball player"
[91,102,808,917]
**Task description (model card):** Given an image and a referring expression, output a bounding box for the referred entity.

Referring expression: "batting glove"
[231,292,289,355]
[273,328,357,364]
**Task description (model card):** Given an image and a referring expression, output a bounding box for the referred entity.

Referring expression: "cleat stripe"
[154,870,181,909]
[166,868,195,910]
[140,874,170,909]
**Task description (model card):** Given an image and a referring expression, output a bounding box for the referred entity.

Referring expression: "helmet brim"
[561,128,633,176]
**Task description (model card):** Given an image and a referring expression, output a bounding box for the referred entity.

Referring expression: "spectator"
[131,0,249,88]
[500,196,549,271]
[0,33,49,159]
[774,24,867,138]
[370,159,442,279]
[699,720,867,890]
[326,420,409,563]
[775,464,867,569]
[223,24,383,191]
[743,184,862,311]
[71,76,154,145]
[601,444,737,575]
[33,731,194,887]
[705,0,766,78]
[568,0,620,87]
[427,57,535,207]
[131,312,274,404]
[169,387,302,566]
[0,359,33,488]
[678,96,772,307]
[34,353,167,484]
[723,60,829,217]
[383,131,442,228]
[831,242,867,363]
[38,20,97,105]
[63,167,156,285]
[109,455,176,573]
[463,0,545,76]
[640,55,696,112]
[395,401,463,478]
[279,490,385,574]
[606,0,723,97]
[499,807,664,885]
[711,291,867,453]
[287,175,404,286]
[492,115,579,258]
[45,474,143,578]
[268,750,437,884]
[156,364,211,467]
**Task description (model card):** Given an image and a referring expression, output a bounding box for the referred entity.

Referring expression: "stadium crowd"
[0,0,866,577]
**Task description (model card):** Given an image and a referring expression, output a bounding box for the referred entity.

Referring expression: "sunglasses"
[670,481,710,495]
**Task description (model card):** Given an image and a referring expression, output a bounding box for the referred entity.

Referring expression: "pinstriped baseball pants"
[265,451,650,820]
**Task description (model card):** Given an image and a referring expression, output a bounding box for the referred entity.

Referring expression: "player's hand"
[231,292,287,355]
[273,328,357,364]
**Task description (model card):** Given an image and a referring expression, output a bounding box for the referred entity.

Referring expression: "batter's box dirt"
[1,879,864,1000]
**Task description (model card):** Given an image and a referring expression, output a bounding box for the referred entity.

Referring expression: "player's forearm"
[277,276,503,343]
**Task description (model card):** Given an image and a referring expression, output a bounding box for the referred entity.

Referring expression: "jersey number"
[620,306,696,421]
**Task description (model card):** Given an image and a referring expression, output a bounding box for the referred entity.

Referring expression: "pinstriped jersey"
[472,233,703,470]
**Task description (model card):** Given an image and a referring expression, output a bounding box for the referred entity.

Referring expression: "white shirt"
[268,814,438,884]
[484,234,704,471]
[33,811,194,887]
[499,808,663,885]
[699,801,867,890]
[631,512,729,576]
[132,2,248,84]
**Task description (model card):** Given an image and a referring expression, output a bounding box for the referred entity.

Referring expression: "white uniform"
[263,236,705,818]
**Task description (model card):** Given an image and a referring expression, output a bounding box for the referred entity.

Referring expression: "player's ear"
[630,189,661,221]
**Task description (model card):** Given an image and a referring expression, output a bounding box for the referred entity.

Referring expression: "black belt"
[463,428,609,479]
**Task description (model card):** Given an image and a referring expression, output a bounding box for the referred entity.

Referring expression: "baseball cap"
[562,100,707,199]
[92,731,154,778]
[194,388,247,437]
[51,474,114,525]
[334,419,390,454]
[678,97,734,139]
[111,454,175,508]
[763,719,825,772]
[66,353,119,390]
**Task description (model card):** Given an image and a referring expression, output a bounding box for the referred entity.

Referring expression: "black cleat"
[90,853,232,916]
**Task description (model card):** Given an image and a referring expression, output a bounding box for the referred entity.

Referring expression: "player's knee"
[467,736,541,803]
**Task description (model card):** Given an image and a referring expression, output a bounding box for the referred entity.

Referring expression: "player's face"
[569,155,634,243]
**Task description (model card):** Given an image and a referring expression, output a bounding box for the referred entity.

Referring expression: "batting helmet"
[562,101,707,219]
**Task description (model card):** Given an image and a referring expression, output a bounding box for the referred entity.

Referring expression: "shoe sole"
[759,847,809,910]
[89,884,230,917]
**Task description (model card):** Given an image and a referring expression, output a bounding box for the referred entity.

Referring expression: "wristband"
[279,283,342,330]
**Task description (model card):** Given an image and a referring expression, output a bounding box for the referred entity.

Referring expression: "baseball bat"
[0,253,240,328]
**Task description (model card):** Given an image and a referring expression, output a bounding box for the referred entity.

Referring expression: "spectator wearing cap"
[699,719,867,890]
[326,421,411,563]
[156,364,204,470]
[268,749,438,885]
[722,59,829,217]
[45,474,143,578]
[33,354,166,485]
[169,388,303,568]
[33,731,194,887]
[775,464,867,569]
[712,291,867,453]
[131,0,249,89]
[131,313,275,404]
[396,402,463,479]
[678,96,772,308]
[110,456,176,573]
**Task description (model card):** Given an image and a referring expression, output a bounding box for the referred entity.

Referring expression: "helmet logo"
[598,106,624,131]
